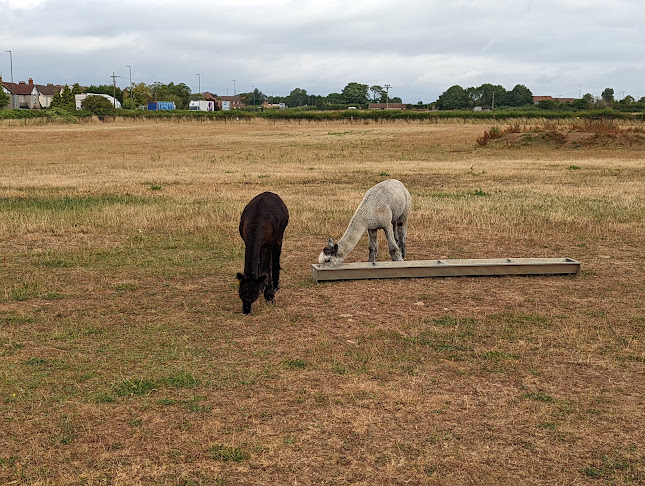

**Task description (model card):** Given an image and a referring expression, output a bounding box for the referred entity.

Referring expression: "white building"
[75,93,121,110]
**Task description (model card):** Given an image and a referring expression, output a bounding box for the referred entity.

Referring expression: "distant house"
[533,95,575,105]
[368,103,406,110]
[35,83,63,109]
[217,95,245,110]
[262,101,286,109]
[0,76,39,109]
[202,92,218,102]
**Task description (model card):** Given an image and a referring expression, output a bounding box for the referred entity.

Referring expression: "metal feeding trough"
[311,257,581,284]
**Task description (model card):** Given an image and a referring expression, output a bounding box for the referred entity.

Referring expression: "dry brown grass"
[1,119,644,485]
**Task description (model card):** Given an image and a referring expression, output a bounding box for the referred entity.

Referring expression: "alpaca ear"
[333,244,338,252]
[236,272,244,281]
[328,238,334,246]
[255,274,268,284]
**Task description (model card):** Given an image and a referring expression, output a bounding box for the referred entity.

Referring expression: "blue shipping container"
[147,101,176,111]
[157,101,175,110]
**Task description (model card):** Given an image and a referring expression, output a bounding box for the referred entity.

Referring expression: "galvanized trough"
[311,257,581,284]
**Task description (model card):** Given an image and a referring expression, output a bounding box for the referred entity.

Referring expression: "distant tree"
[86,84,124,104]
[81,95,117,116]
[639,96,645,103]
[571,98,590,110]
[582,93,595,106]
[169,82,191,109]
[341,82,369,105]
[0,89,9,109]
[286,88,308,107]
[537,99,557,110]
[390,96,402,103]
[50,85,75,111]
[619,95,635,105]
[310,94,325,106]
[325,92,344,104]
[248,87,266,106]
[130,83,153,107]
[436,85,469,110]
[72,83,83,95]
[475,84,508,108]
[369,85,386,103]
[507,84,533,107]
[601,88,615,103]
[149,82,191,109]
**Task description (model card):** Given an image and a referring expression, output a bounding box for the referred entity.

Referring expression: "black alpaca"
[237,192,289,314]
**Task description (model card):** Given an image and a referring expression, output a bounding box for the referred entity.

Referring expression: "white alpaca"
[318,179,411,266]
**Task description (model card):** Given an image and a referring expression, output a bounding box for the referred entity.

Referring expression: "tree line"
[435,84,645,111]
[3,78,644,113]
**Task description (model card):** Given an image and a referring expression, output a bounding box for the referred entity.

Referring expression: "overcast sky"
[1,0,643,103]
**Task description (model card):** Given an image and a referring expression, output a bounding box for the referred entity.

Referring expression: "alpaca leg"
[271,240,283,291]
[384,226,402,261]
[368,229,378,262]
[397,219,408,259]
[393,222,401,248]
[261,246,275,303]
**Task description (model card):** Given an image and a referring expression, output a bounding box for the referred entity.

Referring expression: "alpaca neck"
[243,244,261,278]
[336,214,367,261]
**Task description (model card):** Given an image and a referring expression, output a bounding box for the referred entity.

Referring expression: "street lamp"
[384,84,391,109]
[5,50,13,109]
[126,65,133,109]
[196,73,200,95]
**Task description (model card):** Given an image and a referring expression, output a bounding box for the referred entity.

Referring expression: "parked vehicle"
[189,100,215,111]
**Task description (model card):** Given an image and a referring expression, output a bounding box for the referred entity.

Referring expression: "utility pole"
[126,65,132,109]
[110,72,120,107]
[252,85,255,106]
[196,73,200,95]
[233,79,236,97]
[5,50,13,109]
[384,84,391,109]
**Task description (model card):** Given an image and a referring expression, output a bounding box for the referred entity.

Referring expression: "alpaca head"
[237,272,267,314]
[318,238,342,266]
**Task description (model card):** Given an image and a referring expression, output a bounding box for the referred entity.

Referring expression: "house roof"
[368,103,406,110]
[533,95,575,103]
[36,84,63,96]
[1,80,35,96]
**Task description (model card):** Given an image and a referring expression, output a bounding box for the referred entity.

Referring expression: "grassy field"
[1,119,643,485]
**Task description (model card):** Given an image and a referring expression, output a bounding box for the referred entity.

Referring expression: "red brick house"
[533,96,575,104]
[368,103,406,110]
[217,95,245,110]
[1,76,39,109]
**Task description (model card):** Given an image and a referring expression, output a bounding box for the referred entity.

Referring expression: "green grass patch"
[522,391,555,402]
[480,350,519,361]
[1,313,33,325]
[112,371,199,398]
[209,444,248,462]
[0,193,153,211]
[286,359,306,369]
